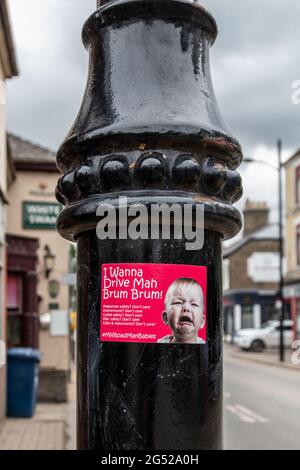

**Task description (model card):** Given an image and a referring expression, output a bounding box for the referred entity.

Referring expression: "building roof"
[7,134,58,172]
[284,148,300,167]
[0,0,18,78]
[224,223,279,258]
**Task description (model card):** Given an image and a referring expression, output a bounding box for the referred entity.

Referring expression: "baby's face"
[164,283,204,342]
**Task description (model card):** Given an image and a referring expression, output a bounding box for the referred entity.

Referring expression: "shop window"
[7,274,23,348]
[7,274,21,309]
[261,302,277,324]
[7,315,22,347]
[223,306,234,337]
[242,305,254,329]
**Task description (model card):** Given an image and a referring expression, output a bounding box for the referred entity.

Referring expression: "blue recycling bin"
[7,348,42,418]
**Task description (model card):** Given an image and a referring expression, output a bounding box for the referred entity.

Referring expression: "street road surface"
[224,352,300,450]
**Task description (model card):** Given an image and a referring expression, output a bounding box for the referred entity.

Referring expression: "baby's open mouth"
[179,315,193,325]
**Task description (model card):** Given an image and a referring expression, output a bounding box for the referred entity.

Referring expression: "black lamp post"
[244,139,284,362]
[56,0,243,450]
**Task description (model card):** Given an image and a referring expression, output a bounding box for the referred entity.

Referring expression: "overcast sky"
[6,0,300,223]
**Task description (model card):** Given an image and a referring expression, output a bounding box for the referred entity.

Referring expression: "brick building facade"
[223,200,284,338]
[7,134,71,402]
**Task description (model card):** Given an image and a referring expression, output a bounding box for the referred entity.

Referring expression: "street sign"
[247,252,280,283]
[23,201,62,230]
[50,310,68,336]
[61,273,76,286]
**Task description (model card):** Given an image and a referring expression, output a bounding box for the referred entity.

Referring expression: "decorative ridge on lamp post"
[56,0,243,244]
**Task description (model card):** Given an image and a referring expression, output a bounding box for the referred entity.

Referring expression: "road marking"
[226,405,255,423]
[235,404,269,423]
[226,404,269,424]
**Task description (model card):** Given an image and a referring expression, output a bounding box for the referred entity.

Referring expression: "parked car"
[233,320,294,352]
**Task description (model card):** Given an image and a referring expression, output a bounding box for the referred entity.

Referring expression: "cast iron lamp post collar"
[56,0,243,242]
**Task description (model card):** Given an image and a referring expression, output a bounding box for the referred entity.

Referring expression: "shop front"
[7,134,72,403]
[223,289,288,340]
[6,235,39,349]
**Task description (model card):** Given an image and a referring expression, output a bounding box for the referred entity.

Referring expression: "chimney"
[243,199,269,236]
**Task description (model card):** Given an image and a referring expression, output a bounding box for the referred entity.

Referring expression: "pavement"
[0,365,76,451]
[225,342,300,371]
[224,350,300,450]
